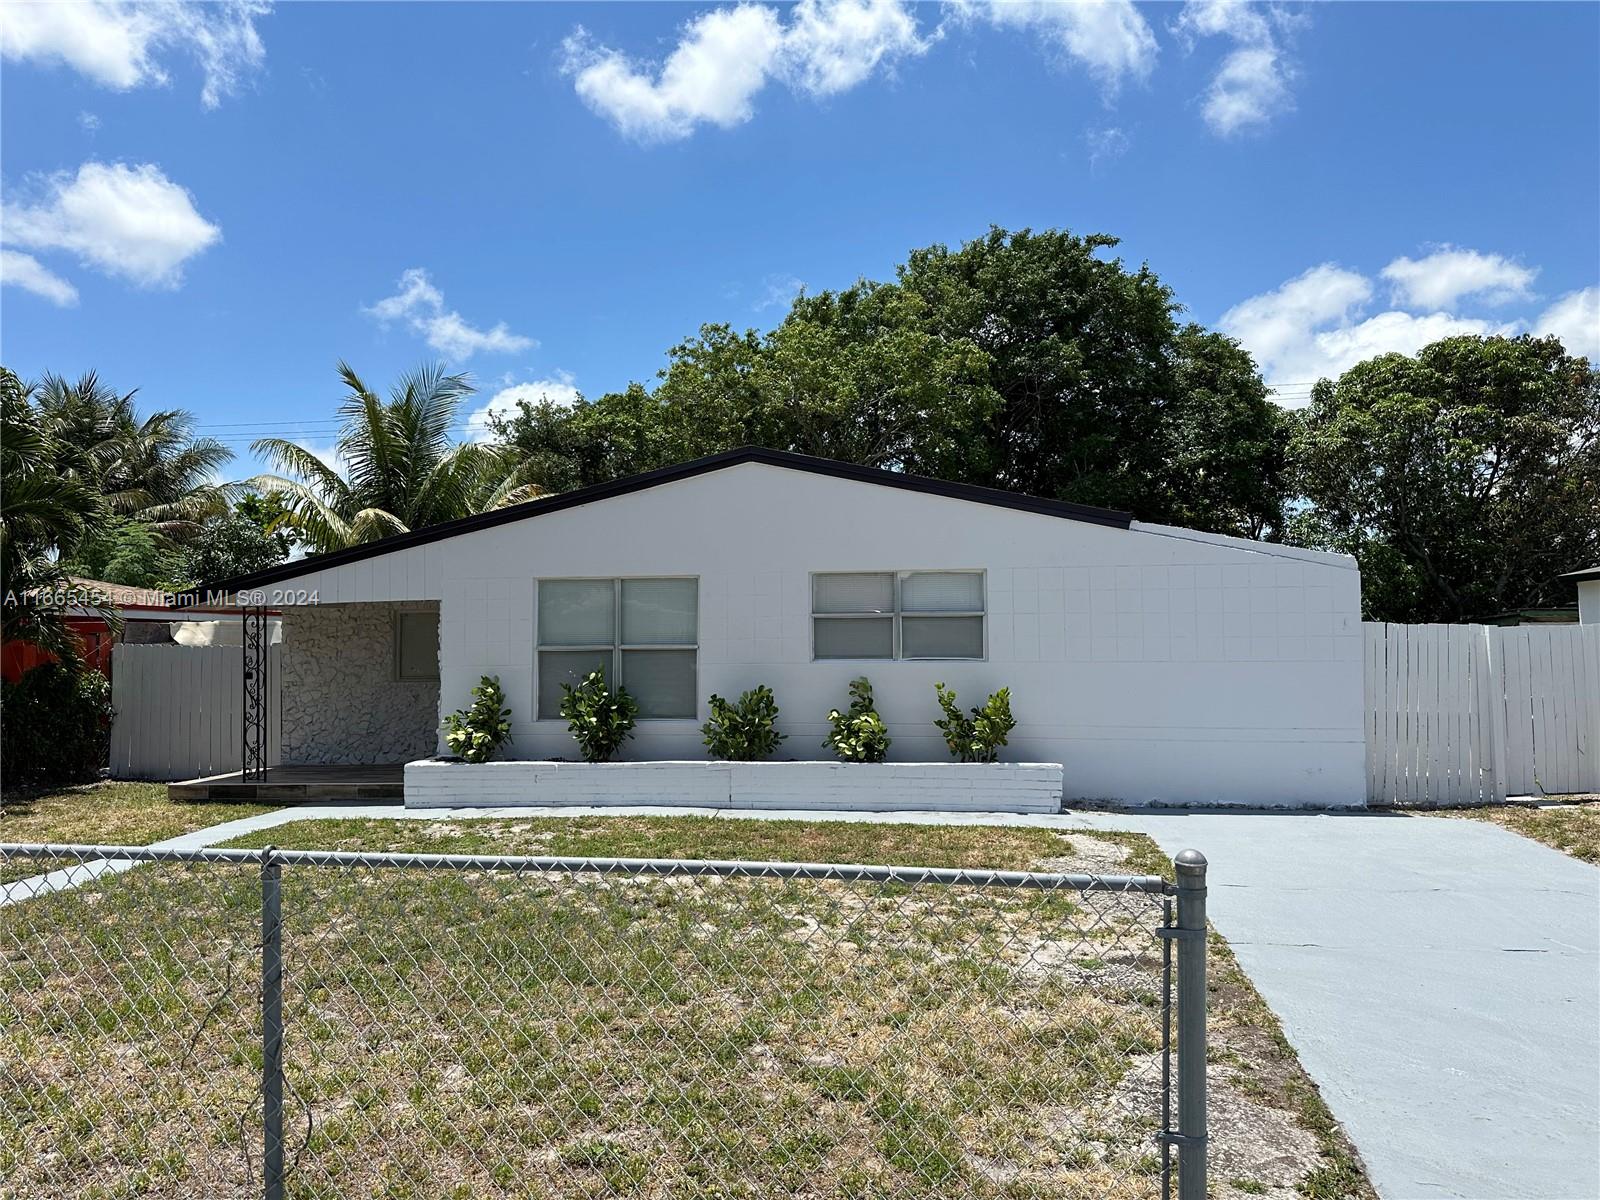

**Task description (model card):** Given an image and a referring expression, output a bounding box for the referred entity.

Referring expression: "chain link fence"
[1,843,1207,1200]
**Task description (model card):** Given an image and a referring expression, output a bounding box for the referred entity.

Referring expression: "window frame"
[810,570,986,662]
[535,576,699,720]
[392,607,441,683]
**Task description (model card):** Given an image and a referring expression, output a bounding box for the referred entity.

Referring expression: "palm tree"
[33,371,234,538]
[0,368,116,661]
[250,362,543,554]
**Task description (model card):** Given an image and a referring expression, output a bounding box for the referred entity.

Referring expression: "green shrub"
[933,682,1016,763]
[559,670,638,763]
[441,675,513,763]
[823,676,891,764]
[0,662,114,790]
[702,685,786,761]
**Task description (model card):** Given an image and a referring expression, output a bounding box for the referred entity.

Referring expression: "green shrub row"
[443,673,1015,766]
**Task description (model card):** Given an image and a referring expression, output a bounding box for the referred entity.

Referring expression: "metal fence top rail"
[0,842,1173,894]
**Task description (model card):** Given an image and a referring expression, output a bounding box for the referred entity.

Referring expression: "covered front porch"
[150,596,440,801]
[168,763,406,802]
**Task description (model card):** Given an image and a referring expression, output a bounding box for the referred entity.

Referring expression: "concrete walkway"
[5,801,1596,1198]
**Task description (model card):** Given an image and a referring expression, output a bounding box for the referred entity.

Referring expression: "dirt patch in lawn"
[1,818,1372,1199]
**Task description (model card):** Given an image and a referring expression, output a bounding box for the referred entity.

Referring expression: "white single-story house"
[187,448,1365,809]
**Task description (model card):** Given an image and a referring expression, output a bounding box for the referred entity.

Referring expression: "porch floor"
[168,764,405,803]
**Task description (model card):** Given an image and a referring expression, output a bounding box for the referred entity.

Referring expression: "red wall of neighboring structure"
[1,619,116,683]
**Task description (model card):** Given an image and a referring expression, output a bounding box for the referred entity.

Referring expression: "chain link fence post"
[1174,849,1208,1200]
[260,846,285,1200]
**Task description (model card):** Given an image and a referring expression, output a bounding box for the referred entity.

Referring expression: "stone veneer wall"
[280,602,439,764]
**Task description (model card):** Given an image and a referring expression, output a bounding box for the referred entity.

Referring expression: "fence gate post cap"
[1174,849,1207,878]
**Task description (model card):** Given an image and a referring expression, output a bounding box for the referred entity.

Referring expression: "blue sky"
[2,1,1597,481]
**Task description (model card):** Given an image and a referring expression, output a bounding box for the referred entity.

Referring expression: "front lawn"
[0,815,1371,1199]
[0,781,277,884]
[1437,799,1600,864]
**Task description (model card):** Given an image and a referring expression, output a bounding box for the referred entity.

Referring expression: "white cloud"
[1534,287,1600,361]
[1,161,221,288]
[1220,261,1512,401]
[79,110,101,133]
[563,8,786,142]
[1085,124,1131,170]
[0,249,80,306]
[363,268,533,360]
[754,273,805,311]
[562,0,927,142]
[1174,0,1297,136]
[1380,246,1536,310]
[784,0,927,95]
[467,373,581,440]
[972,0,1157,91]
[0,0,269,108]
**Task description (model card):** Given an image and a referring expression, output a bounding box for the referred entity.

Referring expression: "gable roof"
[187,446,1133,599]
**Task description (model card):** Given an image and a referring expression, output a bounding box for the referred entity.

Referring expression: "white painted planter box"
[404,759,1063,814]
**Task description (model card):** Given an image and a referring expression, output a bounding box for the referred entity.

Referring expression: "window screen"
[621,578,697,644]
[537,579,698,719]
[395,610,439,681]
[812,572,894,614]
[537,579,614,646]
[810,571,984,660]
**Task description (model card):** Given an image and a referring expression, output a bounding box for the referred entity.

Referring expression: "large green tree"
[174,492,299,586]
[1288,334,1600,622]
[252,362,542,554]
[494,228,1287,537]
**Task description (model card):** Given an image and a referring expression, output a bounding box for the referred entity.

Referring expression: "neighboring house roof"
[186,447,1136,598]
[53,579,243,614]
[1483,608,1580,626]
[1561,566,1600,582]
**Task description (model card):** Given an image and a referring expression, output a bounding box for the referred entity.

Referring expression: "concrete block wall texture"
[404,759,1065,813]
[280,602,439,765]
[267,462,1367,807]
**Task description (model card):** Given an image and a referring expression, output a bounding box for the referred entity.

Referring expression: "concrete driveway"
[1096,809,1600,1200]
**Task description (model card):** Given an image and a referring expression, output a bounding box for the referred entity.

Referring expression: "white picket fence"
[1365,622,1600,805]
[109,644,281,781]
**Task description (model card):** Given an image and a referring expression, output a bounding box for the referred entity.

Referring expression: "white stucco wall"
[1579,579,1600,625]
[265,462,1366,806]
[280,602,439,764]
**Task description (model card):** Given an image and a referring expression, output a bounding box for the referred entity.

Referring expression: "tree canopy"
[13,227,1598,630]
[31,370,232,539]
[1,368,114,662]
[251,362,543,554]
[494,227,1288,538]
[1288,335,1599,622]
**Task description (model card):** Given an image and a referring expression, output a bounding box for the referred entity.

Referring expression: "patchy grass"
[1,816,1371,1200]
[0,782,276,883]
[1434,799,1600,864]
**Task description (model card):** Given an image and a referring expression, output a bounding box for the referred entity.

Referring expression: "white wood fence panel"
[109,644,280,781]
[1365,622,1600,804]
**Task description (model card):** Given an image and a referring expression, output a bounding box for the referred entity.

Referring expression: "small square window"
[395,610,439,681]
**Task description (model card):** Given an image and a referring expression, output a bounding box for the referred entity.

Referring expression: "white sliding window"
[811,571,984,660]
[537,578,698,719]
